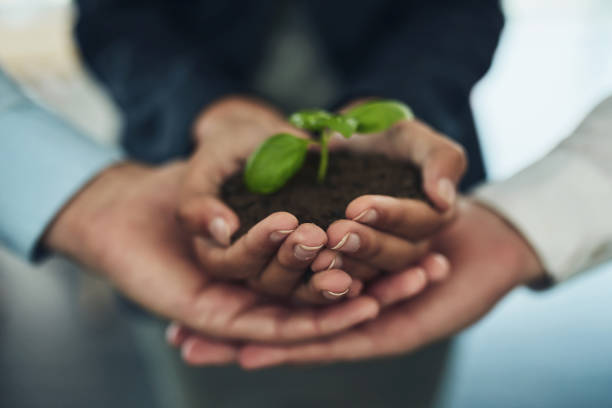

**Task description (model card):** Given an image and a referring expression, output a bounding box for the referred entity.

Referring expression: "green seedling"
[245,100,413,194]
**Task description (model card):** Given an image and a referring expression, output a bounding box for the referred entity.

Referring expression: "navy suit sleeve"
[313,0,504,187]
[74,0,243,163]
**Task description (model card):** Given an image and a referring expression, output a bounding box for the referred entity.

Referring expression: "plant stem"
[317,129,331,183]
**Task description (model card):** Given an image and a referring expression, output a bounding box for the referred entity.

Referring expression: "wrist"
[43,162,150,261]
[469,200,545,286]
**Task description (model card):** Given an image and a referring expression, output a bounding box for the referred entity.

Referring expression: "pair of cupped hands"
[44,97,543,369]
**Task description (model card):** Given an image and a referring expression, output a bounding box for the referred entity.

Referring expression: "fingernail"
[209,217,230,246]
[437,178,456,208]
[323,288,349,300]
[326,254,343,270]
[181,339,195,361]
[409,268,427,293]
[432,253,449,270]
[331,233,360,253]
[269,229,295,243]
[352,209,378,224]
[294,244,323,261]
[165,324,180,345]
[431,254,450,280]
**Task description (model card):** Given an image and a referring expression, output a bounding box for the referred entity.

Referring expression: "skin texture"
[165,96,471,347]
[179,96,346,301]
[178,96,467,302]
[43,162,381,343]
[171,199,544,368]
[43,96,471,356]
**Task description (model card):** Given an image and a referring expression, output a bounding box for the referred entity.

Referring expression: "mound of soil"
[222,151,426,239]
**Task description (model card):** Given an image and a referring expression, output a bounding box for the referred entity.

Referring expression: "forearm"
[0,71,124,260]
[474,95,612,284]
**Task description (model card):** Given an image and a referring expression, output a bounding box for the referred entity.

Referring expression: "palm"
[239,200,541,366]
[80,163,378,343]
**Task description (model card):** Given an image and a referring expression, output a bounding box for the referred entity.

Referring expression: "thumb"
[177,150,240,246]
[176,194,239,246]
[383,120,468,212]
[422,143,467,212]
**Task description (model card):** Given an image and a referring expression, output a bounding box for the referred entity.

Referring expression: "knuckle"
[243,233,268,260]
[447,142,468,172]
[176,200,203,228]
[362,233,382,260]
[278,254,303,270]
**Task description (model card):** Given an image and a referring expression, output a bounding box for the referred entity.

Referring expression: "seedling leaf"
[323,115,358,138]
[289,109,332,132]
[345,100,413,134]
[244,133,309,194]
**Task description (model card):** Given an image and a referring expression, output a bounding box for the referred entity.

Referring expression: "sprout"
[245,100,413,194]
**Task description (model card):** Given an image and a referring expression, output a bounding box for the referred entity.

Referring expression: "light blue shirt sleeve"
[0,70,124,260]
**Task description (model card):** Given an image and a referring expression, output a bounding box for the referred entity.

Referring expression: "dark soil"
[222,151,426,239]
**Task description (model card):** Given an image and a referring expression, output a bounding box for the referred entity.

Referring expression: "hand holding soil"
[177,96,355,303]
[176,96,466,306]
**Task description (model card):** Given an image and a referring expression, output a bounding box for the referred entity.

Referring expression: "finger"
[178,151,241,246]
[421,252,451,283]
[422,148,466,212]
[239,330,374,370]
[236,253,463,368]
[253,223,327,297]
[193,212,298,279]
[229,298,379,342]
[312,250,380,282]
[166,321,190,347]
[180,277,380,343]
[326,220,429,271]
[177,195,240,246]
[388,120,467,211]
[345,195,453,240]
[368,267,427,308]
[181,336,239,366]
[292,269,353,304]
[368,252,450,307]
[310,249,342,272]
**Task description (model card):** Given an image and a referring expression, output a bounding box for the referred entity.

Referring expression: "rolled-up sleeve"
[0,70,123,260]
[474,96,612,284]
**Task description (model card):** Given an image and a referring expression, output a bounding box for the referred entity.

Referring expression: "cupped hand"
[236,199,545,368]
[167,250,451,365]
[177,96,355,302]
[308,114,467,284]
[43,161,380,343]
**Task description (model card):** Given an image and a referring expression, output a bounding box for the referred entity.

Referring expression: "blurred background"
[1,0,611,407]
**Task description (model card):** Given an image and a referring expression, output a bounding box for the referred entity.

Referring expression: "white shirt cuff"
[473,149,612,283]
